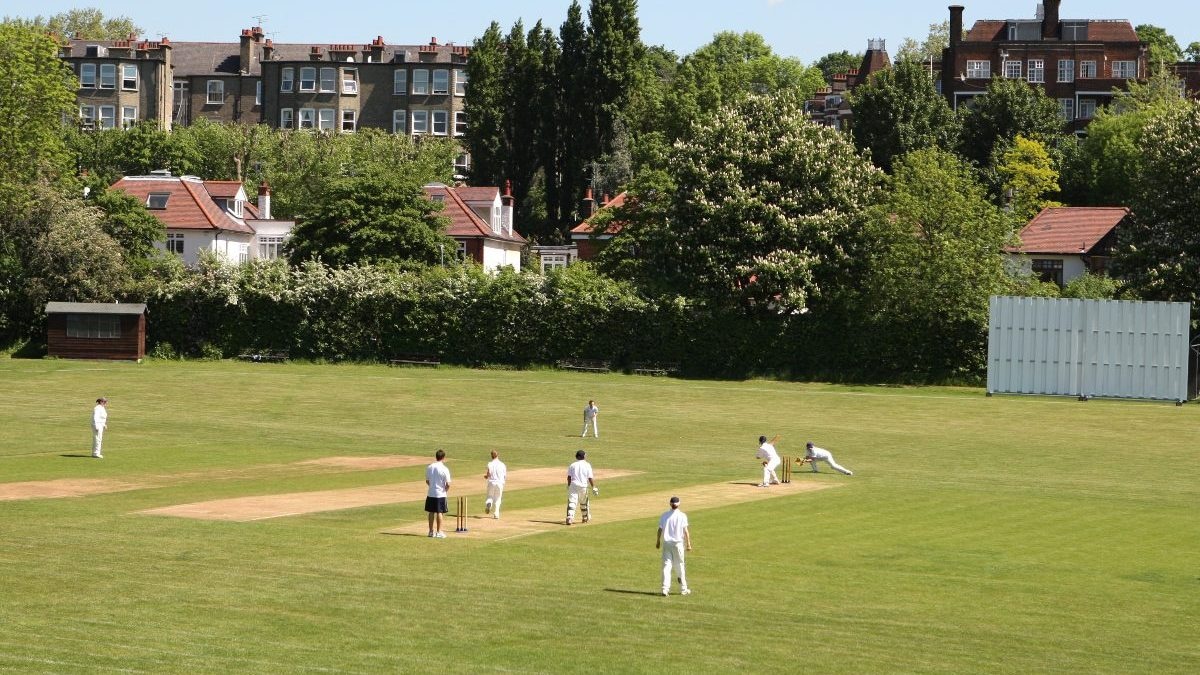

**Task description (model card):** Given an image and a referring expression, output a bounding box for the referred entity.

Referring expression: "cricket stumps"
[782,457,792,483]
[455,496,469,533]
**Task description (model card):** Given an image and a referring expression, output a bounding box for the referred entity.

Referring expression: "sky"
[11,1,1200,64]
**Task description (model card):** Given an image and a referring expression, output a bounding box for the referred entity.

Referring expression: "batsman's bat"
[768,434,781,445]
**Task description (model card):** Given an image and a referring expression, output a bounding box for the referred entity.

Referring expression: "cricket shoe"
[757,483,768,488]
[662,589,669,596]
[681,589,691,596]
[485,501,492,515]
[492,513,499,519]
[434,532,447,539]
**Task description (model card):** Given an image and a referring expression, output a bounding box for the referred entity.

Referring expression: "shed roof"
[46,302,147,315]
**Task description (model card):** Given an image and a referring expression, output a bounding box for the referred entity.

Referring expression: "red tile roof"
[204,181,245,199]
[571,192,628,235]
[110,176,255,234]
[1012,207,1128,254]
[965,20,1007,42]
[424,184,524,243]
[454,187,499,203]
[1086,21,1139,42]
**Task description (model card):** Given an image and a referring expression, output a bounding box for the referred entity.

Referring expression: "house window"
[1031,259,1064,287]
[121,106,137,128]
[238,244,249,264]
[207,80,224,105]
[1058,59,1075,83]
[541,254,568,273]
[392,109,407,134]
[341,109,356,132]
[412,109,428,134]
[342,68,358,94]
[256,81,262,106]
[80,63,96,87]
[281,67,294,92]
[1079,99,1096,119]
[146,193,170,209]
[412,69,429,95]
[318,108,335,131]
[393,69,407,95]
[319,67,336,93]
[299,108,315,129]
[229,199,243,217]
[66,314,120,339]
[432,70,449,95]
[1027,59,1044,84]
[966,60,990,79]
[1059,98,1075,122]
[299,67,316,92]
[454,111,467,136]
[80,105,95,126]
[280,108,294,129]
[258,235,285,259]
[454,69,467,96]
[1112,60,1136,78]
[454,153,470,175]
[432,110,448,135]
[166,232,185,255]
[99,64,116,89]
[1080,61,1097,78]
[121,64,137,90]
[1004,60,1022,79]
[98,106,116,129]
[456,241,467,259]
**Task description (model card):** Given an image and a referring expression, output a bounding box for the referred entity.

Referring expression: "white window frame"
[1080,61,1097,79]
[80,105,96,125]
[454,69,467,96]
[299,108,315,129]
[431,110,448,136]
[1004,60,1022,79]
[1059,98,1075,122]
[121,106,137,128]
[412,69,429,95]
[99,63,116,89]
[299,67,316,92]
[966,60,990,79]
[392,109,407,134]
[80,63,96,87]
[67,314,120,339]
[1112,60,1136,79]
[411,109,428,134]
[98,105,116,129]
[319,67,336,93]
[456,241,467,259]
[238,243,249,264]
[318,108,335,131]
[258,235,285,260]
[166,232,185,255]
[207,80,224,105]
[393,69,407,95]
[1058,59,1075,83]
[121,64,138,90]
[541,254,568,273]
[281,67,294,92]
[432,70,449,95]
[280,108,294,129]
[341,109,356,132]
[454,111,467,136]
[1078,99,1097,120]
[255,80,262,106]
[1027,59,1044,84]
[342,68,358,94]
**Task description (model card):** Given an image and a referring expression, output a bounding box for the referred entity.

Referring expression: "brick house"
[942,1,1147,132]
[1007,206,1127,287]
[60,37,174,130]
[807,38,896,131]
[424,183,524,272]
[570,191,627,261]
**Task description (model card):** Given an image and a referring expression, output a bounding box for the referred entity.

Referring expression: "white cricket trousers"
[762,457,781,485]
[485,482,504,515]
[811,454,852,475]
[581,417,599,437]
[662,541,688,593]
[92,428,104,457]
[566,484,590,523]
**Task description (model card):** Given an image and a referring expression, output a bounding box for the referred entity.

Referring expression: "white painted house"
[424,182,524,272]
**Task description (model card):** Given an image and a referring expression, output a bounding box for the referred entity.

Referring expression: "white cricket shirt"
[93,404,107,430]
[756,443,779,462]
[426,461,451,498]
[487,458,507,485]
[567,459,593,486]
[659,509,689,543]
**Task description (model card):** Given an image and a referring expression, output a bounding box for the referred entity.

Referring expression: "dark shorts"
[425,496,448,514]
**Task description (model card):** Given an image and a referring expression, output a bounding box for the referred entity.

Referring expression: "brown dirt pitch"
[137,467,640,522]
[383,479,838,541]
[0,479,141,501]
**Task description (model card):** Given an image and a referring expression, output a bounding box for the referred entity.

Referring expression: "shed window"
[66,314,120,339]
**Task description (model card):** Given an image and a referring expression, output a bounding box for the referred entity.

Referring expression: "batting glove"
[592,487,599,495]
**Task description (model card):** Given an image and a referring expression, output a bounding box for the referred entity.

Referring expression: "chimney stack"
[501,180,514,235]
[949,5,964,48]
[581,188,596,218]
[257,181,271,220]
[1042,0,1060,40]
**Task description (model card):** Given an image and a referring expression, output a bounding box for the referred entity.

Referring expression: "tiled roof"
[454,187,499,203]
[965,20,1007,41]
[1012,207,1128,254]
[173,40,467,77]
[571,192,628,235]
[204,181,245,199]
[424,184,524,243]
[110,175,255,234]
[1086,21,1139,42]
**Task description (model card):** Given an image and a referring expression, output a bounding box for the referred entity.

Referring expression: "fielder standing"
[802,441,854,475]
[484,450,506,519]
[425,449,452,538]
[656,496,692,596]
[565,449,598,525]
[755,435,782,487]
[581,400,599,438]
[91,397,108,459]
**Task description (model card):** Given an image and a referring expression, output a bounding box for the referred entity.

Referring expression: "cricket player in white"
[755,435,782,487]
[484,450,507,519]
[565,449,598,525]
[656,496,692,596]
[581,400,599,438]
[91,397,108,459]
[804,441,853,475]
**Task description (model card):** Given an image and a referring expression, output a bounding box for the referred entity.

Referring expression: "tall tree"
[996,136,1062,221]
[464,22,507,188]
[958,77,1064,168]
[1135,24,1183,72]
[814,50,863,80]
[587,0,643,156]
[5,8,141,40]
[896,21,951,64]
[555,2,594,231]
[500,21,536,212]
[1185,41,1200,63]
[849,60,959,172]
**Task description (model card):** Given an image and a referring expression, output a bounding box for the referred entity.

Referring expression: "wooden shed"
[45,302,147,361]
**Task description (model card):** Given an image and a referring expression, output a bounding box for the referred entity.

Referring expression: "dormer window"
[146,193,170,209]
[231,199,243,217]
[431,194,445,203]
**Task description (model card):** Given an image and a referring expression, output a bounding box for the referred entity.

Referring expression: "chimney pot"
[430,36,438,46]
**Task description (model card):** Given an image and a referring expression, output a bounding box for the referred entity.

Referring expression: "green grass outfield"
[0,359,1196,674]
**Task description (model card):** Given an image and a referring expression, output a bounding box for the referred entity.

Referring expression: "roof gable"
[110,176,254,234]
[424,184,524,243]
[571,192,628,236]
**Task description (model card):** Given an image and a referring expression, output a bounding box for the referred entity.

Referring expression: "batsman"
[755,435,783,487]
